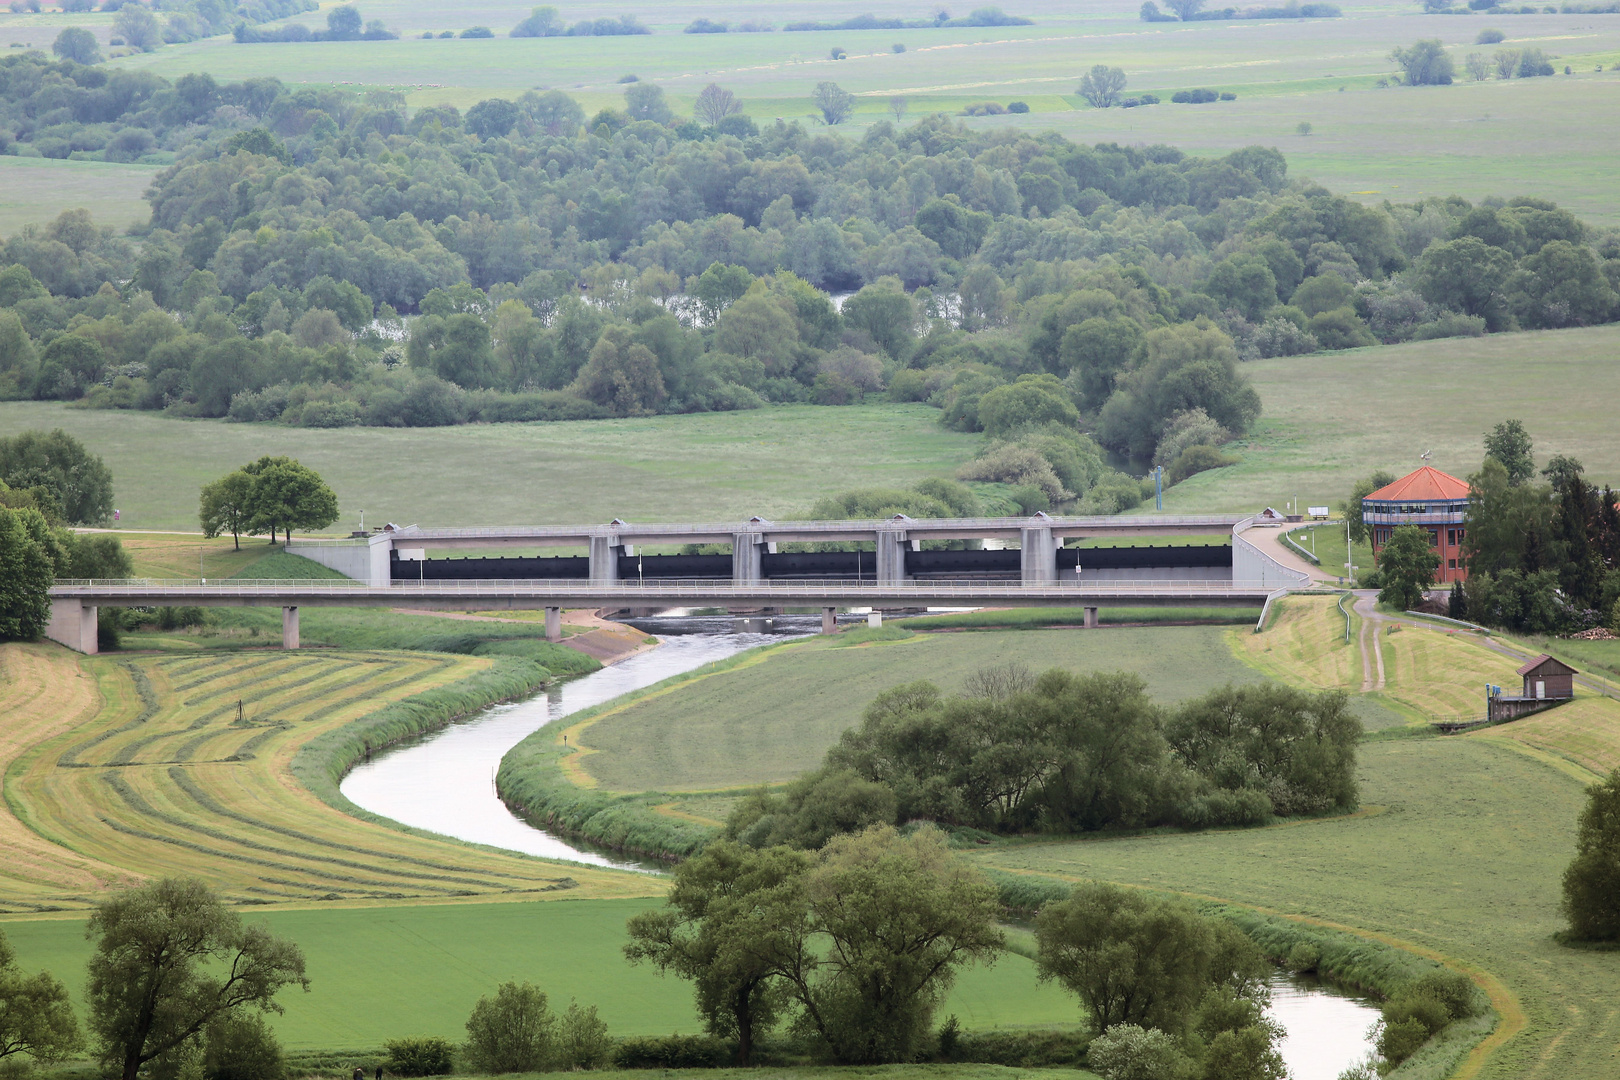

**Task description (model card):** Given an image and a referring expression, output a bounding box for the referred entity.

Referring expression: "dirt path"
[1354,592,1387,692]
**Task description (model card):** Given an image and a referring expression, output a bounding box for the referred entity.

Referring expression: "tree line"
[724,666,1362,848]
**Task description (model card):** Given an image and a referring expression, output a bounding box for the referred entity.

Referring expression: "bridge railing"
[52,577,1276,595]
[380,514,1247,541]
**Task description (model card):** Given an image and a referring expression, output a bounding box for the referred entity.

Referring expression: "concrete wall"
[1069,566,1231,582]
[285,539,389,585]
[45,598,97,654]
[1232,522,1311,589]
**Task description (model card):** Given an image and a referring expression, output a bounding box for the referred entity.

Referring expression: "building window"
[1448,558,1457,570]
[1429,530,1439,547]
[1447,529,1456,546]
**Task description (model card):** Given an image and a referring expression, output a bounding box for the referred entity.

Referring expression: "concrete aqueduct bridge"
[45,513,1309,654]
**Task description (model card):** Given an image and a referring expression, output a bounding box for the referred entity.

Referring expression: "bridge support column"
[732,533,764,585]
[545,607,561,642]
[282,606,300,649]
[875,531,910,585]
[1084,606,1099,629]
[589,536,622,584]
[822,607,837,635]
[867,611,883,629]
[1020,527,1057,584]
[45,598,98,655]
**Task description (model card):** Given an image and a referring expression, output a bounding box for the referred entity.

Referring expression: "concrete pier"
[544,607,561,642]
[1020,525,1057,584]
[1084,606,1099,628]
[822,607,837,634]
[867,611,883,628]
[45,598,98,654]
[282,606,300,649]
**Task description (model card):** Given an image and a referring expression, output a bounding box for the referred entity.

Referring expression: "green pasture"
[903,606,1261,628]
[974,736,1616,1079]
[0,401,979,531]
[1157,323,1620,516]
[0,898,1081,1049]
[575,626,1262,792]
[0,156,158,238]
[1280,525,1374,583]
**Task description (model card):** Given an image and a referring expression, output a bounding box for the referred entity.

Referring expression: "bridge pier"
[732,533,764,584]
[45,598,98,655]
[1084,606,1099,629]
[1020,526,1057,584]
[282,606,300,649]
[545,607,561,642]
[875,531,912,585]
[589,536,624,584]
[867,611,883,628]
[822,607,837,635]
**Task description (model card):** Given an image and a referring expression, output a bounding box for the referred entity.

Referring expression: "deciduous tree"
[1562,768,1620,941]
[463,982,555,1074]
[1079,65,1127,108]
[694,83,744,127]
[0,429,114,526]
[1377,524,1439,610]
[812,82,854,125]
[1484,418,1534,485]
[86,878,308,1080]
[0,927,81,1065]
[199,469,256,550]
[52,27,101,64]
[241,458,339,543]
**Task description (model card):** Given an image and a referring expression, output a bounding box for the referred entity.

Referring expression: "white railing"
[382,514,1246,540]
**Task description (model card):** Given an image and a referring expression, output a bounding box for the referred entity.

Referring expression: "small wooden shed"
[1517,655,1577,701]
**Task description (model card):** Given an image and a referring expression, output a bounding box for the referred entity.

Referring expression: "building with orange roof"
[1363,466,1472,583]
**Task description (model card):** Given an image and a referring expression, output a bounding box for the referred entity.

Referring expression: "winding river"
[341,621,1381,1071]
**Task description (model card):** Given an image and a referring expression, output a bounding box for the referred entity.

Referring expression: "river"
[341,621,1382,1071]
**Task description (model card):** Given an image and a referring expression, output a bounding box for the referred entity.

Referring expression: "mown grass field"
[0,897,1083,1048]
[904,606,1261,629]
[0,401,979,531]
[1162,323,1620,516]
[0,156,157,237]
[0,642,648,912]
[574,626,1263,793]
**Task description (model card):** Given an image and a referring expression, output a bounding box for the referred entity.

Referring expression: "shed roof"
[1365,467,1471,503]
[1516,654,1578,678]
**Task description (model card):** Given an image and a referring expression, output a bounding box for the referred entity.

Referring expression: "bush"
[1172,88,1220,103]
[1153,407,1230,468]
[383,1037,454,1077]
[554,1001,613,1070]
[612,1035,728,1069]
[1477,28,1506,43]
[203,1011,285,1080]
[1561,769,1620,941]
[459,26,495,38]
[1166,444,1240,485]
[1085,1024,1195,1080]
[1375,1016,1431,1066]
[464,981,554,1074]
[1007,100,1030,113]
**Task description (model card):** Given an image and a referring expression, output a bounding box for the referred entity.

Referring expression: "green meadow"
[0,157,157,238]
[573,626,1262,793]
[0,899,1081,1048]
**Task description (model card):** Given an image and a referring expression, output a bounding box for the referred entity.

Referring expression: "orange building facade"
[1364,466,1472,584]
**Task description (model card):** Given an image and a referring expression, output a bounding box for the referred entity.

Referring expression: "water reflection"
[1267,972,1380,1080]
[341,633,780,870]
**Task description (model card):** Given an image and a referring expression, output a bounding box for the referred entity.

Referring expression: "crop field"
[0,642,649,912]
[973,735,1616,1080]
[1161,323,1620,516]
[0,897,1082,1047]
[573,626,1263,793]
[0,401,979,531]
[0,156,158,238]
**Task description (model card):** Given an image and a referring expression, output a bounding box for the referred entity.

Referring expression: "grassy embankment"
[497,625,1267,858]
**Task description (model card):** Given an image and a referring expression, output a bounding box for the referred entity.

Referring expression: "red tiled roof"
[1516,654,1577,678]
[1365,466,1471,502]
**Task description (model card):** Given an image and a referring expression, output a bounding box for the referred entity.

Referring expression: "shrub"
[612,1035,728,1069]
[1166,444,1240,485]
[464,982,554,1074]
[1285,942,1321,973]
[555,1001,613,1069]
[1477,27,1506,43]
[1219,91,1236,100]
[203,1011,285,1080]
[1249,317,1319,357]
[1153,407,1231,468]
[1085,1024,1195,1080]
[957,445,1071,502]
[1172,88,1220,103]
[1307,307,1377,349]
[1007,100,1030,112]
[383,1037,454,1077]
[1561,769,1620,941]
[1375,1016,1432,1066]
[459,26,495,38]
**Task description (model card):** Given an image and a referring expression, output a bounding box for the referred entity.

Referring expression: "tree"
[510,6,564,37]
[694,83,744,127]
[914,196,992,259]
[466,98,521,140]
[0,927,81,1066]
[788,826,1002,1063]
[1391,40,1455,85]
[199,470,256,550]
[1343,470,1396,544]
[1079,65,1128,108]
[1413,236,1516,329]
[1163,0,1206,17]
[1562,769,1620,941]
[812,82,854,125]
[0,429,114,526]
[1484,418,1535,485]
[464,982,555,1074]
[520,89,584,136]
[623,83,672,124]
[52,27,102,64]
[571,329,668,416]
[1377,525,1439,610]
[624,842,813,1065]
[0,506,57,642]
[325,4,362,39]
[242,458,339,543]
[1464,52,1489,81]
[976,375,1082,437]
[86,878,308,1080]
[691,262,755,323]
[112,3,163,52]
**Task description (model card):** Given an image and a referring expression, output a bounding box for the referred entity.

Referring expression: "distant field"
[0,402,979,531]
[576,626,1262,793]
[0,156,157,238]
[975,737,1614,1080]
[67,0,1620,223]
[0,898,1083,1047]
[1161,324,1620,516]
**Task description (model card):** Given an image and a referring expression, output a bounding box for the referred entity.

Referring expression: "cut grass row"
[0,642,653,912]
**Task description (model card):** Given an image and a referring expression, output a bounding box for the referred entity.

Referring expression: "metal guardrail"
[372,514,1247,541]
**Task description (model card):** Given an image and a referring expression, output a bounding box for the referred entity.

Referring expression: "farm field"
[0,641,647,912]
[0,156,158,238]
[572,626,1263,793]
[1161,323,1620,516]
[0,898,1082,1047]
[972,735,1613,1080]
[0,401,979,531]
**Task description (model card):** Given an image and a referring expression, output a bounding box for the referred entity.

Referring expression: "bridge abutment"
[45,598,98,654]
[875,531,911,584]
[282,606,299,649]
[1021,526,1057,584]
[732,533,764,584]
